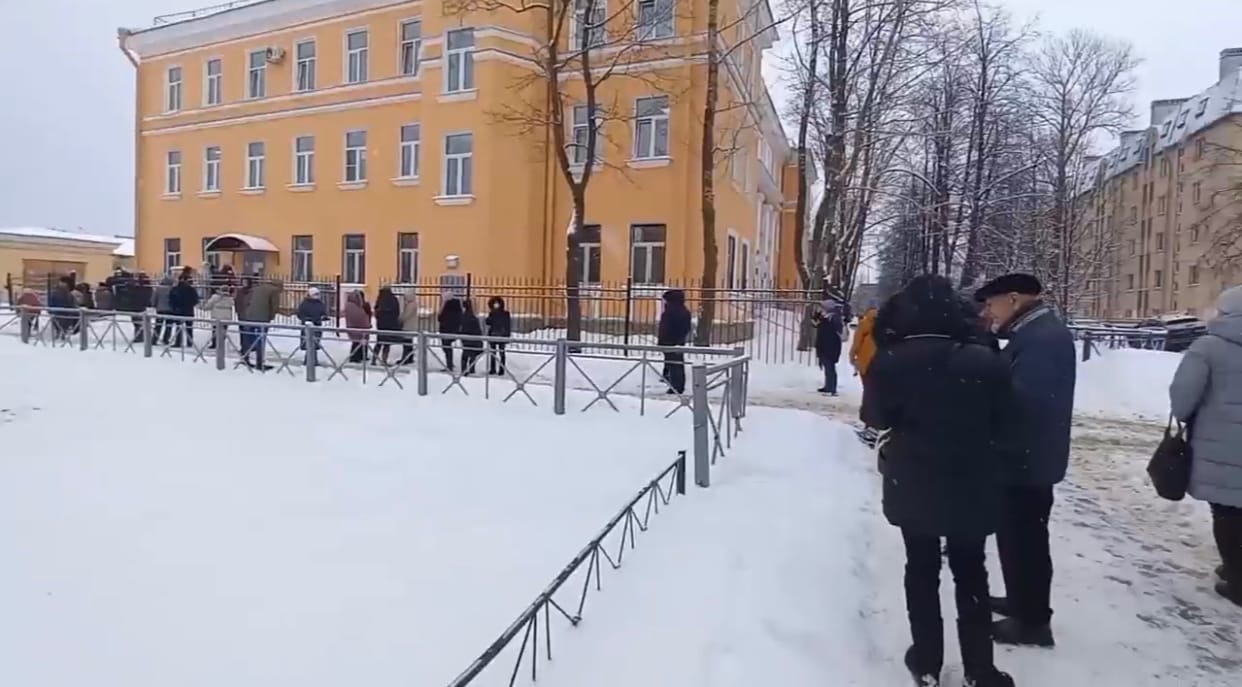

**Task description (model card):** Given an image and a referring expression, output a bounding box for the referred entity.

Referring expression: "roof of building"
[0,227,130,250]
[113,238,136,257]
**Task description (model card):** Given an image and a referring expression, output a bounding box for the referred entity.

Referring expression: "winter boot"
[964,668,1016,687]
[989,596,1014,618]
[992,618,1055,648]
[1215,578,1242,607]
[904,646,940,687]
[1216,564,1228,580]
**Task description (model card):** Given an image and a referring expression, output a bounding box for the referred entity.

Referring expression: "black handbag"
[1147,415,1192,501]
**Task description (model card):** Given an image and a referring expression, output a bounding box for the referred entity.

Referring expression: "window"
[245,141,266,189]
[344,130,368,183]
[570,105,601,166]
[579,224,602,284]
[445,28,475,93]
[1154,270,1164,288]
[1128,239,1136,256]
[1176,111,1188,128]
[573,0,607,49]
[1193,182,1203,204]
[1190,264,1200,285]
[1196,98,1209,117]
[1156,232,1165,250]
[346,29,369,84]
[399,123,421,178]
[292,235,313,281]
[343,234,366,284]
[247,49,266,98]
[202,237,223,268]
[633,96,670,159]
[726,234,738,288]
[203,146,221,192]
[630,223,666,284]
[1129,206,1137,223]
[397,232,419,283]
[638,0,674,39]
[1159,158,1170,177]
[164,66,183,112]
[1196,138,1206,160]
[165,150,182,195]
[204,59,222,105]
[294,135,315,185]
[1126,273,1135,290]
[400,20,422,76]
[1157,195,1167,215]
[164,238,182,274]
[443,133,474,196]
[295,40,317,92]
[740,240,750,289]
[1192,225,1202,243]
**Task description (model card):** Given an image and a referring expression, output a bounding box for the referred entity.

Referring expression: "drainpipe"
[117,29,142,271]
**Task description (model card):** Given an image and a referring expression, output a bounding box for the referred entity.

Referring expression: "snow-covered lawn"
[0,345,689,687]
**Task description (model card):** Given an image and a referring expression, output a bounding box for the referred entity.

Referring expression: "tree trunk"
[792,0,821,290]
[695,0,721,347]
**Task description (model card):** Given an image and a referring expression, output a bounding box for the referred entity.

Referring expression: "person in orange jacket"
[850,306,879,378]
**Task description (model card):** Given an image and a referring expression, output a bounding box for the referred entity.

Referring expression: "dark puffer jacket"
[861,275,1014,539]
[485,296,512,337]
[657,290,692,346]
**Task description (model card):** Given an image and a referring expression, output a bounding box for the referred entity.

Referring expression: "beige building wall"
[0,235,122,297]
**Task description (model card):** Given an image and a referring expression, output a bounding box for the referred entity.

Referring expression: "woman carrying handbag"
[1168,285,1242,606]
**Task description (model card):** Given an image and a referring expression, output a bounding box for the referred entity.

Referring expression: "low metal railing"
[446,452,687,687]
[1,306,747,485]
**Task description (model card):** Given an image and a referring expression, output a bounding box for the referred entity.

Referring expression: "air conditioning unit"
[265,46,286,64]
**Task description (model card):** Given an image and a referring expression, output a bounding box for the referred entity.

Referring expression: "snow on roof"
[0,227,129,248]
[113,238,136,257]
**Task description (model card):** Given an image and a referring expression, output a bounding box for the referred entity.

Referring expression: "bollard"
[416,331,430,396]
[305,324,318,382]
[215,322,227,370]
[1082,330,1093,362]
[78,310,88,350]
[19,307,30,344]
[553,339,568,415]
[675,450,687,495]
[142,312,154,358]
[691,364,710,488]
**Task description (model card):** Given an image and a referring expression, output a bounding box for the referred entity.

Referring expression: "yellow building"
[0,228,131,300]
[119,0,799,292]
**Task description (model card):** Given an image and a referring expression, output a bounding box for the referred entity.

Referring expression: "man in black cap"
[974,273,1076,648]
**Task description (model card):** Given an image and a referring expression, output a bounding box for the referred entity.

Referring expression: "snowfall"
[0,328,1239,686]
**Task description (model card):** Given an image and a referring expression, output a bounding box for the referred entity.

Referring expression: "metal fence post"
[215,322,227,370]
[305,324,318,382]
[691,364,710,488]
[553,339,568,415]
[1081,330,1093,362]
[142,312,154,358]
[78,310,88,350]
[416,331,430,395]
[19,307,30,343]
[622,276,633,354]
[675,450,687,495]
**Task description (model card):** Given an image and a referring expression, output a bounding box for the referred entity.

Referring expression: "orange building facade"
[119,0,801,291]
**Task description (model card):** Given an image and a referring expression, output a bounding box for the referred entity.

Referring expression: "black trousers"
[462,347,483,375]
[663,350,686,394]
[1211,503,1242,582]
[822,362,838,392]
[489,342,508,375]
[996,485,1055,625]
[902,530,994,677]
[441,338,456,370]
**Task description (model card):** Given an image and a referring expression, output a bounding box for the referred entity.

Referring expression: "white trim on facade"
[141,92,421,136]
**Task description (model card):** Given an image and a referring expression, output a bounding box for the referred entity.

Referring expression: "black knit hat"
[973,273,1042,302]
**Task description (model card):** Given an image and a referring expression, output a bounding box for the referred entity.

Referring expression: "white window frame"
[165,150,182,195]
[443,132,474,197]
[345,28,370,84]
[292,235,314,281]
[203,58,222,106]
[399,19,422,76]
[580,224,602,284]
[293,135,315,186]
[633,96,670,159]
[397,232,420,283]
[571,0,607,50]
[630,223,667,285]
[399,123,421,179]
[165,65,183,113]
[570,104,602,166]
[344,130,368,183]
[637,0,675,40]
[444,28,476,93]
[245,141,266,189]
[164,239,182,274]
[247,49,267,99]
[294,39,317,92]
[343,234,366,284]
[740,239,751,289]
[203,146,221,192]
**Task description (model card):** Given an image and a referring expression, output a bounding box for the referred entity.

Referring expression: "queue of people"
[861,272,1077,687]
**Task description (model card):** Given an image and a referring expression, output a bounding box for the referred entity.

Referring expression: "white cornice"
[123,0,419,59]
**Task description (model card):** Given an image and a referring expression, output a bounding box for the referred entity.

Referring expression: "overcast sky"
[1,0,1240,237]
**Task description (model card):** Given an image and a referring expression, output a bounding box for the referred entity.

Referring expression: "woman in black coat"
[372,286,402,365]
[485,296,513,375]
[459,299,484,375]
[860,274,1015,687]
[438,298,463,371]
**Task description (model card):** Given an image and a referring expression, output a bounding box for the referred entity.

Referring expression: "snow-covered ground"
[2,332,1237,687]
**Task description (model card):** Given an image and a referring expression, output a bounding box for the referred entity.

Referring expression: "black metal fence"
[5,272,829,365]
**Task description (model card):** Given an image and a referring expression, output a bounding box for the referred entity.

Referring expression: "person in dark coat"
[47,276,78,340]
[129,273,154,343]
[459,299,484,375]
[657,289,692,394]
[974,273,1076,648]
[296,287,329,357]
[485,296,513,376]
[862,274,1016,687]
[168,275,200,347]
[372,286,403,366]
[94,282,113,312]
[438,297,463,371]
[811,298,846,394]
